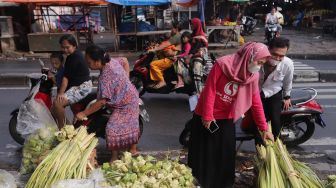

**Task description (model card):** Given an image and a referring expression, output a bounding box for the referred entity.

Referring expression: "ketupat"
[25,126,98,188]
[20,126,58,174]
[102,152,195,188]
[256,138,323,188]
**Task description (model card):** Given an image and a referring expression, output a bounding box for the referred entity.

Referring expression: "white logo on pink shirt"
[224,81,238,96]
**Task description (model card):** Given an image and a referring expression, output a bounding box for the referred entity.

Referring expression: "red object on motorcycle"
[70,103,91,127]
[34,92,52,109]
[299,100,323,113]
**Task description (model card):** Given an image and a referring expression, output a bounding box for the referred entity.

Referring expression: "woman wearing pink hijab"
[188,42,274,188]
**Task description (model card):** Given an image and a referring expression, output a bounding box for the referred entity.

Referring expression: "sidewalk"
[0,27,335,86]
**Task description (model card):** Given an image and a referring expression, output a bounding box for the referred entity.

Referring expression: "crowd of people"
[46,14,295,187]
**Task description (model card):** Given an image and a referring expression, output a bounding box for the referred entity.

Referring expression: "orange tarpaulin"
[2,0,108,5]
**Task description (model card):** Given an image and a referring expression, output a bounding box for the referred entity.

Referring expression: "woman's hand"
[75,112,87,121]
[56,94,67,103]
[262,131,274,142]
[202,119,213,129]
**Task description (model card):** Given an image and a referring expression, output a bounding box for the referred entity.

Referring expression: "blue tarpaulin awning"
[107,0,170,6]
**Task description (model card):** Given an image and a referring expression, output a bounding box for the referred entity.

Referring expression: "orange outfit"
[150,58,174,81]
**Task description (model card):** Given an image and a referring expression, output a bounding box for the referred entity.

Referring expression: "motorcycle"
[9,64,149,145]
[130,51,215,96]
[241,16,257,36]
[265,21,279,44]
[179,88,326,147]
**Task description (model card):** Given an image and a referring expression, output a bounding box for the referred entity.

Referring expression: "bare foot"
[129,144,139,156]
[110,151,119,163]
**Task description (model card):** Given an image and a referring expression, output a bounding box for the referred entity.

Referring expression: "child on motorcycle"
[49,52,65,90]
[174,32,192,89]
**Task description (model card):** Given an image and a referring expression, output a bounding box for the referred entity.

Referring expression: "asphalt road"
[0,58,335,74]
[0,82,336,172]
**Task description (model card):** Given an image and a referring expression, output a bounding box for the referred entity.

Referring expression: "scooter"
[241,16,257,36]
[9,65,149,145]
[130,51,215,96]
[179,88,326,147]
[265,21,279,44]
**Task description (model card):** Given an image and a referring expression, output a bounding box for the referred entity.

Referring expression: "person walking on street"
[52,35,92,128]
[259,37,294,138]
[188,42,274,188]
[76,45,140,161]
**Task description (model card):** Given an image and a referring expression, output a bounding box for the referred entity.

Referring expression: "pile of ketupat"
[25,125,98,188]
[101,152,194,188]
[256,138,324,188]
[20,126,58,174]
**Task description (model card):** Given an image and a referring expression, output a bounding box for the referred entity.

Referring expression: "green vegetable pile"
[256,138,324,188]
[25,126,98,188]
[102,152,194,188]
[20,126,58,174]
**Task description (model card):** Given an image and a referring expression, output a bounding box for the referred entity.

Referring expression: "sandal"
[173,84,184,90]
[152,82,166,89]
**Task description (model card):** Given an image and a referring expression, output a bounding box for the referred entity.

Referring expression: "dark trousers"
[262,91,282,138]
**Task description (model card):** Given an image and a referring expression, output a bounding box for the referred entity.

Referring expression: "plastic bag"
[51,169,119,188]
[20,126,58,174]
[51,179,94,188]
[0,169,17,188]
[17,99,57,135]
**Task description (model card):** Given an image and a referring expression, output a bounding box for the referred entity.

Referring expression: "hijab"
[217,42,271,121]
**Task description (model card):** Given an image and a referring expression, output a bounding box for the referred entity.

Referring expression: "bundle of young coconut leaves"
[25,125,98,188]
[256,137,324,188]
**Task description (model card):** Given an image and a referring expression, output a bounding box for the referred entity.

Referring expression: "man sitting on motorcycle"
[147,22,182,89]
[259,37,294,138]
[265,7,282,37]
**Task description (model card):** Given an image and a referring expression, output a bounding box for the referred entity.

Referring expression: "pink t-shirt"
[178,43,191,58]
[194,63,268,131]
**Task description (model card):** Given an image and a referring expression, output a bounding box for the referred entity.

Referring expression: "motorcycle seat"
[290,89,314,105]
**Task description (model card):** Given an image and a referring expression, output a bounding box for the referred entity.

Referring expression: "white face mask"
[268,59,281,66]
[248,63,261,74]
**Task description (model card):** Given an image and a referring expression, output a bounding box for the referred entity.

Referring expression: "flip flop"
[173,84,184,90]
[152,83,166,89]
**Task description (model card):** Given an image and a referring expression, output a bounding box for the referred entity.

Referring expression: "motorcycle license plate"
[140,108,150,122]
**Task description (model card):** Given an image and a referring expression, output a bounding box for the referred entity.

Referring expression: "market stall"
[3,0,109,52]
[106,0,172,51]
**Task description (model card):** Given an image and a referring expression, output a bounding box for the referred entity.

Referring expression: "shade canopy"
[106,0,171,6]
[2,0,108,5]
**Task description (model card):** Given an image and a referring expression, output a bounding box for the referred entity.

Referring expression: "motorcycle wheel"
[9,113,25,145]
[179,119,192,147]
[139,117,144,137]
[280,118,315,147]
[130,74,145,96]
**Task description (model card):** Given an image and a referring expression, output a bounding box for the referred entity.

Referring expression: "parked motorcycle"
[9,65,149,145]
[130,51,215,96]
[241,16,257,36]
[179,88,326,147]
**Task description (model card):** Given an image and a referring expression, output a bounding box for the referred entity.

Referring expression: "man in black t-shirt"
[52,35,92,128]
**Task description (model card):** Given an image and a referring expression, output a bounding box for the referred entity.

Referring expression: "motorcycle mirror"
[38,59,45,68]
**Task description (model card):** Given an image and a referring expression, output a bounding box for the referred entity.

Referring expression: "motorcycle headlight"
[138,98,144,106]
